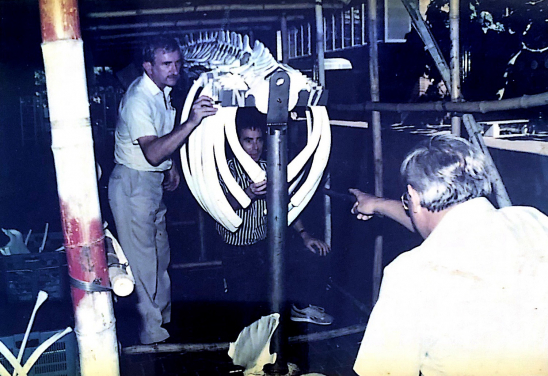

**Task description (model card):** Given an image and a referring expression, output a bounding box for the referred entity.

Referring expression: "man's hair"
[142,35,181,65]
[400,134,492,212]
[235,108,266,138]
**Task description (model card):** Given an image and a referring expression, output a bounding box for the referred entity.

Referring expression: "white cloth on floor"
[228,313,279,375]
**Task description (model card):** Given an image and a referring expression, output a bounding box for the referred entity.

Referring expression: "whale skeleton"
[179,31,331,232]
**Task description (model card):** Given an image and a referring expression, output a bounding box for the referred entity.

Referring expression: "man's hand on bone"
[246,179,267,200]
[186,95,218,129]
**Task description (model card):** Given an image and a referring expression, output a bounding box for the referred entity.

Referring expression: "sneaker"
[290,304,334,325]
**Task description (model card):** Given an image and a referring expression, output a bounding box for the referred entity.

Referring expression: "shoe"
[290,304,334,325]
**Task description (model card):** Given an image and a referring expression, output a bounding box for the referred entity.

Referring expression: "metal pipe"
[267,128,287,315]
[264,70,290,376]
[450,0,461,136]
[38,0,120,375]
[265,127,288,375]
[368,0,384,305]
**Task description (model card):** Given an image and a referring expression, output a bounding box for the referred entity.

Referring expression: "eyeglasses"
[401,192,410,211]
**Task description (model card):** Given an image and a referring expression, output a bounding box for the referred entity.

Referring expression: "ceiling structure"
[78,0,349,68]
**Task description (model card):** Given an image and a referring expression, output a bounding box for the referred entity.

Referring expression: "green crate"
[0,330,79,376]
[1,252,68,302]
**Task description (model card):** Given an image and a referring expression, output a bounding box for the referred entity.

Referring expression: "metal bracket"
[69,276,112,292]
[266,69,290,129]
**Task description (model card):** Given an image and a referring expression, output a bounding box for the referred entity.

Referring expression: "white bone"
[198,111,241,231]
[288,108,321,182]
[179,32,331,232]
[0,341,23,376]
[212,113,251,209]
[290,106,331,208]
[13,291,48,376]
[21,328,73,375]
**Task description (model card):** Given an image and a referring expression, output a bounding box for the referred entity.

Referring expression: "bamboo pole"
[315,1,326,87]
[450,0,461,136]
[462,114,511,207]
[400,0,452,88]
[124,324,367,354]
[384,1,511,207]
[87,2,343,19]
[38,1,120,375]
[316,0,332,248]
[330,91,548,113]
[281,14,289,64]
[368,0,384,305]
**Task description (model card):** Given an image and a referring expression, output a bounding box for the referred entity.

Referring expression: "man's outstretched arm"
[349,188,415,232]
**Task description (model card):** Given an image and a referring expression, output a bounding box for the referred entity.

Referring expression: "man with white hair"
[351,134,548,375]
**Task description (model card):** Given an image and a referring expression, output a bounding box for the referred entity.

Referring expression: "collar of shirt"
[141,73,173,103]
[420,197,491,249]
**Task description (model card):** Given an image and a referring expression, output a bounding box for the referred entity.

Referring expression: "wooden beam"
[86,3,343,19]
[483,137,548,156]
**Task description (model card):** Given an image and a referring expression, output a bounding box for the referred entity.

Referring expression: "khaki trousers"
[108,164,171,344]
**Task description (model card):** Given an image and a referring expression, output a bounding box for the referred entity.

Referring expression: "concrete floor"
[0,260,368,375]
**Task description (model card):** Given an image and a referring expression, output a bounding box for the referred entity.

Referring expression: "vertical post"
[368,0,384,304]
[19,98,25,147]
[400,0,511,208]
[315,0,326,86]
[198,208,207,261]
[281,14,289,64]
[38,1,120,375]
[264,70,290,376]
[315,0,332,248]
[450,0,461,136]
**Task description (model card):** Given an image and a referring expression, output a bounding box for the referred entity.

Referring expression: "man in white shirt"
[350,134,548,375]
[108,36,217,345]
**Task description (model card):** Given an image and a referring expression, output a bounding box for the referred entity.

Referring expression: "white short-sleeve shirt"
[354,198,548,376]
[114,73,176,171]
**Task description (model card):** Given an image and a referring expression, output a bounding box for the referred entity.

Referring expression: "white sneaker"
[290,304,334,325]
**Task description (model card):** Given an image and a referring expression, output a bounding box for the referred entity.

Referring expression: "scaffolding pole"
[368,0,384,305]
[316,0,332,248]
[38,0,120,375]
[400,0,511,208]
[450,0,461,136]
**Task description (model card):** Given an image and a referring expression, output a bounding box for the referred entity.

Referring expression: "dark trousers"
[286,245,331,308]
[221,240,270,330]
[221,240,269,304]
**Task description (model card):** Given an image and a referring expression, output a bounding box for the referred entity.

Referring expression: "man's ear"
[407,185,422,213]
[143,61,152,76]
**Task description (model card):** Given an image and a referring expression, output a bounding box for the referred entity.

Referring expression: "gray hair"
[400,134,492,212]
[142,35,181,65]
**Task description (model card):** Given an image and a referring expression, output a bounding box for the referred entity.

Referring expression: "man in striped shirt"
[216,110,331,325]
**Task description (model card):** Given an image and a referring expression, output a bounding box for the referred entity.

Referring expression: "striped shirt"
[217,158,267,246]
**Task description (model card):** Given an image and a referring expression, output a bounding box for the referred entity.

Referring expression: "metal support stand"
[264,69,290,376]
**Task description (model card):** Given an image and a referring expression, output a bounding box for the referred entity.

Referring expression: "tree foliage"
[409,0,548,102]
